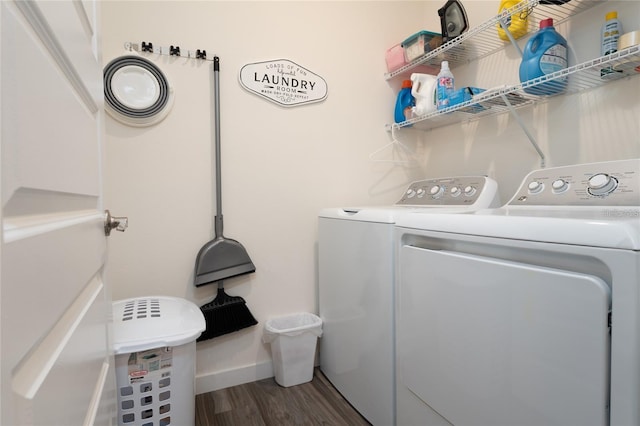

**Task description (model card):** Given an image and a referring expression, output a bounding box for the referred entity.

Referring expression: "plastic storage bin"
[385,43,407,73]
[264,313,323,387]
[113,296,205,426]
[402,30,443,62]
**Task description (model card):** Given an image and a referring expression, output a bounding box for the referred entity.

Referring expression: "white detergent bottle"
[410,73,438,116]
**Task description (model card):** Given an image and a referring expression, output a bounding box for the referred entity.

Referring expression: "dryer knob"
[528,181,544,194]
[450,186,462,197]
[552,179,568,193]
[430,185,444,198]
[406,188,416,199]
[588,173,617,196]
[463,185,477,197]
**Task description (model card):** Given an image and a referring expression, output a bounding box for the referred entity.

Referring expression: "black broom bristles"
[197,283,258,342]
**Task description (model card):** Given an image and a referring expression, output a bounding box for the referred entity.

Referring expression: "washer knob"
[416,188,426,198]
[588,173,617,196]
[528,181,544,194]
[552,179,568,193]
[450,186,462,197]
[406,188,416,199]
[463,185,477,197]
[430,185,444,198]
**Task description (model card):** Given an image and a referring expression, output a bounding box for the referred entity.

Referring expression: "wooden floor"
[195,368,371,426]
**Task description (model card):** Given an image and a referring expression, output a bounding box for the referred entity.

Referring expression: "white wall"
[102,1,428,392]
[103,1,640,393]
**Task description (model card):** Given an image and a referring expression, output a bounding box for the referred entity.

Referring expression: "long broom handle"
[213,56,224,238]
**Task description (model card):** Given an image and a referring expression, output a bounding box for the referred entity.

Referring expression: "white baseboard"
[195,360,275,395]
[196,350,320,394]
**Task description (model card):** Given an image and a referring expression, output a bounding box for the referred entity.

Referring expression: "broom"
[195,56,257,342]
[197,281,258,342]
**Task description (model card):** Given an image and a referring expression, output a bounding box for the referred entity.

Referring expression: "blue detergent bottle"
[394,80,414,123]
[519,18,568,96]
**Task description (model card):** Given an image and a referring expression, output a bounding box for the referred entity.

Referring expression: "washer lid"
[112,296,205,354]
[396,208,640,250]
[319,206,486,224]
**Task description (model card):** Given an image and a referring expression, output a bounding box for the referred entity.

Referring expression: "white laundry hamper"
[112,296,205,426]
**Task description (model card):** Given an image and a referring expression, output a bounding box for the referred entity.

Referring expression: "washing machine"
[395,159,640,426]
[318,176,500,426]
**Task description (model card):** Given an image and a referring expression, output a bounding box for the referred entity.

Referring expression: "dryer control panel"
[509,158,640,206]
[397,176,499,207]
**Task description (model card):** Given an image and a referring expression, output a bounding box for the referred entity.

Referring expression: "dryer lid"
[396,209,640,250]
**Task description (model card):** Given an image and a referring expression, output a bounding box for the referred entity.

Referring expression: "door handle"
[104,210,128,236]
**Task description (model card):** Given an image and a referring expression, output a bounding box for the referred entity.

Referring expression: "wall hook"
[125,40,213,61]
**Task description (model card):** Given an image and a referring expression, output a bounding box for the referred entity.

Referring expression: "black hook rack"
[125,41,213,61]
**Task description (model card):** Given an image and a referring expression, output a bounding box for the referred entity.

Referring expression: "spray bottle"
[436,61,455,110]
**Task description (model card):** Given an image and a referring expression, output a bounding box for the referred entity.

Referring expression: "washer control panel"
[397,176,494,206]
[509,158,640,206]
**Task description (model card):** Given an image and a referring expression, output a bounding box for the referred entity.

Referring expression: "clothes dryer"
[318,176,500,426]
[395,159,640,426]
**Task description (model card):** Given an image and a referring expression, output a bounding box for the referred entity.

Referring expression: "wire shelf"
[384,0,604,80]
[388,45,639,132]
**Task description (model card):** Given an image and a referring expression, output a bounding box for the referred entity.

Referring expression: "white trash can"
[263,313,323,387]
[112,296,205,426]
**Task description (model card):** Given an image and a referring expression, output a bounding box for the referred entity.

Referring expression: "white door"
[1,1,117,425]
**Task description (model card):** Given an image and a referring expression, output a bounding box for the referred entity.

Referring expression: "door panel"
[12,279,109,424]
[2,1,100,209]
[398,246,611,426]
[36,0,99,63]
[1,0,113,424]
[3,216,106,367]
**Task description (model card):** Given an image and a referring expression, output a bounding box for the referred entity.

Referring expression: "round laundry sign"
[239,59,328,107]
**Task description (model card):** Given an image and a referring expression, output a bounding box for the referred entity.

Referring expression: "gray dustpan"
[194,56,255,287]
[194,217,255,286]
